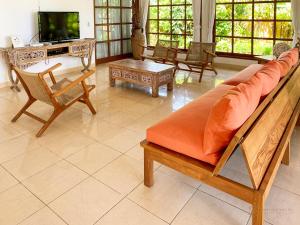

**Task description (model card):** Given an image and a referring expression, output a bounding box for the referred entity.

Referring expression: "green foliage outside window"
[215,0,293,56]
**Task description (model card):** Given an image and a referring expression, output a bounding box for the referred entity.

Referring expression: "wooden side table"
[109,59,175,98]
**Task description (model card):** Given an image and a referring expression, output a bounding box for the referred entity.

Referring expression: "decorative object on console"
[11,63,96,137]
[10,36,25,48]
[0,39,95,92]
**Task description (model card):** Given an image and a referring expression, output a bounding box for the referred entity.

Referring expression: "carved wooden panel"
[241,88,293,189]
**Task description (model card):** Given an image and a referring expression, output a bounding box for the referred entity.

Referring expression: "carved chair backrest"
[186,42,216,63]
[153,40,179,61]
[14,67,52,104]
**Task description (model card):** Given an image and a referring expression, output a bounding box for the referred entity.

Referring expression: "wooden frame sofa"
[141,48,300,225]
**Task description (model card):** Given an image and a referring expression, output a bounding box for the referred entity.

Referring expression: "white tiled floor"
[0,63,299,225]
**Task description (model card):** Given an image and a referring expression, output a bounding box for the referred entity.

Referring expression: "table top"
[255,55,276,61]
[108,59,175,73]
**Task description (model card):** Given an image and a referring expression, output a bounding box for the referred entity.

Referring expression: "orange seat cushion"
[146,84,234,165]
[223,64,264,86]
[203,76,263,155]
[254,61,281,96]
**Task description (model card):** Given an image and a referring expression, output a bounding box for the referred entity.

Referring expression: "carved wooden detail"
[109,59,174,98]
[0,39,96,92]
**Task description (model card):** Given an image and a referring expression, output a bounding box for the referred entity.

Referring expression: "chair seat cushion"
[176,59,206,65]
[51,78,94,105]
[223,64,264,86]
[146,84,234,166]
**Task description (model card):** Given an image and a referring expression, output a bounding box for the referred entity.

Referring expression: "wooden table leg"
[167,80,173,91]
[8,66,21,92]
[109,69,116,87]
[152,85,159,98]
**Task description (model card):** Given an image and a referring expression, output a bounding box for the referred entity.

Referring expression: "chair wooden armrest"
[39,63,62,76]
[204,50,217,57]
[138,43,148,49]
[52,70,95,97]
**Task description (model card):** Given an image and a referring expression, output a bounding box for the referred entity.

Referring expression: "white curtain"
[292,0,300,46]
[139,0,149,44]
[192,0,216,42]
[192,0,201,42]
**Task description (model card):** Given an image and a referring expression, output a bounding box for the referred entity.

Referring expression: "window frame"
[146,0,193,50]
[94,0,133,64]
[214,0,293,58]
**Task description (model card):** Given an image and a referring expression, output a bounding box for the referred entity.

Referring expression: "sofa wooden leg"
[252,192,264,225]
[144,150,154,187]
[282,141,290,166]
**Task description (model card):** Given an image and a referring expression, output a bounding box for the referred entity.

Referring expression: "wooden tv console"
[0,38,95,91]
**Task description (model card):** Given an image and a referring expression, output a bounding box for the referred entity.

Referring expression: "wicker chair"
[175,42,218,82]
[273,42,291,58]
[12,63,96,137]
[141,40,179,65]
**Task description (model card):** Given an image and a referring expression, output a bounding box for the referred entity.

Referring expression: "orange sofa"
[146,48,299,166]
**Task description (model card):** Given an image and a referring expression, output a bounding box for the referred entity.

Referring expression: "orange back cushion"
[254,61,281,96]
[278,48,299,66]
[203,76,263,155]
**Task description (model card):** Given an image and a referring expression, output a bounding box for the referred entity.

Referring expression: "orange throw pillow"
[203,76,262,155]
[254,61,281,96]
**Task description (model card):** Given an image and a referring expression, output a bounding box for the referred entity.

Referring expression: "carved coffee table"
[109,59,175,97]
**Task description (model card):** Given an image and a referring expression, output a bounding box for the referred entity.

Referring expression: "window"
[94,0,132,63]
[147,0,193,49]
[215,0,293,56]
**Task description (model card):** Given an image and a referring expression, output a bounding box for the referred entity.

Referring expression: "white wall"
[0,0,94,84]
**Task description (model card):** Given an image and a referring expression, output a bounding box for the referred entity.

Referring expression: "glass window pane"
[276,22,293,39]
[149,20,158,33]
[159,0,171,5]
[109,25,121,40]
[234,4,252,20]
[216,4,232,20]
[150,0,157,4]
[234,21,251,37]
[159,6,171,19]
[159,21,171,33]
[186,21,194,35]
[148,34,158,46]
[123,40,132,54]
[95,0,107,6]
[159,34,171,41]
[216,37,232,52]
[96,26,108,41]
[276,2,292,20]
[254,39,273,55]
[122,24,132,39]
[254,3,274,20]
[109,8,121,23]
[254,22,274,38]
[95,8,107,24]
[234,38,252,54]
[96,43,109,59]
[149,7,158,19]
[172,35,185,49]
[186,6,193,19]
[122,8,132,23]
[108,0,120,6]
[122,0,132,7]
[172,21,184,34]
[217,0,232,3]
[186,36,193,49]
[110,41,121,56]
[172,6,185,19]
[216,21,232,36]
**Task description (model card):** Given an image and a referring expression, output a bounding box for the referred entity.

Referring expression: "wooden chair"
[175,42,218,82]
[12,63,96,137]
[141,40,179,65]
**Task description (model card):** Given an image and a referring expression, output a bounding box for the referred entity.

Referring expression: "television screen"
[38,12,80,43]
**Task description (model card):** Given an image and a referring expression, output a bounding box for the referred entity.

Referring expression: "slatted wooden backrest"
[213,63,300,188]
[241,68,300,189]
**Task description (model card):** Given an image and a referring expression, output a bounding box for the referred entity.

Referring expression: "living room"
[0,0,299,225]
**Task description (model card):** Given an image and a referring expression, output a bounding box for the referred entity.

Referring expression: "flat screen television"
[38,12,80,43]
